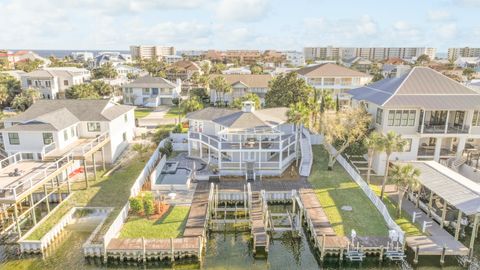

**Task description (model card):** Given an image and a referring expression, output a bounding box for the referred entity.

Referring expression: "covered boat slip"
[398,160,480,258]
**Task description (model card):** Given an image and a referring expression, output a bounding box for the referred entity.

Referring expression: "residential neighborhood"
[0,1,479,269]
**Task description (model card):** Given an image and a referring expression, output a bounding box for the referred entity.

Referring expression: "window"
[64,80,69,86]
[64,130,68,141]
[45,81,51,87]
[8,133,19,145]
[142,88,150,95]
[43,133,53,145]
[27,79,32,86]
[71,126,75,137]
[87,122,101,132]
[402,139,412,152]
[122,132,127,142]
[473,111,480,126]
[376,108,383,125]
[388,110,416,126]
[124,114,128,123]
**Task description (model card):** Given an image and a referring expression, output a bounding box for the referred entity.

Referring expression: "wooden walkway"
[183,182,210,238]
[298,188,350,256]
[398,195,469,256]
[251,192,268,251]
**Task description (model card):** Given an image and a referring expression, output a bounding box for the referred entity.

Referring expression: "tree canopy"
[181,96,204,113]
[321,108,371,169]
[11,89,40,111]
[265,72,312,107]
[66,83,100,99]
[92,62,118,79]
[15,59,43,72]
[231,93,261,109]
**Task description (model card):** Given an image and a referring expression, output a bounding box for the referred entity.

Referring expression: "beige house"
[209,74,273,106]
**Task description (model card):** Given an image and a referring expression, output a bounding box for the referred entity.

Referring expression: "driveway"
[137,106,177,128]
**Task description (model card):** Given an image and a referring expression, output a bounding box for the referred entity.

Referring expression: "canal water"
[0,206,477,269]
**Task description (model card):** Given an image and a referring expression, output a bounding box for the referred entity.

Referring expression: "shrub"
[129,197,143,215]
[164,141,173,155]
[143,193,155,217]
[172,124,183,133]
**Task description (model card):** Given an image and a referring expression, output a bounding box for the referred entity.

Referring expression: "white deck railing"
[77,132,110,156]
[41,142,56,158]
[324,143,405,243]
[0,153,73,201]
[299,128,313,176]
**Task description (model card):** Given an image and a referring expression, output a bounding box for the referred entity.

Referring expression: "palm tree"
[363,131,383,184]
[181,96,204,114]
[210,76,232,106]
[287,102,310,166]
[0,84,9,106]
[380,131,406,200]
[390,164,421,217]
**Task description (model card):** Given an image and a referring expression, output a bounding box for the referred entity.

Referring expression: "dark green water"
[0,204,476,269]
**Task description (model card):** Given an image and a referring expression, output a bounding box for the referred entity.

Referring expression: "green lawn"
[370,185,424,236]
[26,154,150,240]
[119,206,190,239]
[164,106,185,119]
[134,108,153,119]
[309,145,389,237]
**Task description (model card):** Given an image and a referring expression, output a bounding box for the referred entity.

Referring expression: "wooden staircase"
[250,192,268,253]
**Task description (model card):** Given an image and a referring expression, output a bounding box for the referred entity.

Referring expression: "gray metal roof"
[122,75,176,88]
[4,100,133,131]
[186,107,288,129]
[399,161,480,215]
[348,67,480,109]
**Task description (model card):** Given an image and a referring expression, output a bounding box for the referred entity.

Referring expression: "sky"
[1,0,479,52]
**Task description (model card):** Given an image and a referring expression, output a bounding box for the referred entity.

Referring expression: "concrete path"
[137,106,177,127]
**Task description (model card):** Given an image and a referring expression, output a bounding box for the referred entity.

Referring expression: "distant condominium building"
[448,47,480,60]
[304,46,436,61]
[283,51,305,67]
[130,45,176,60]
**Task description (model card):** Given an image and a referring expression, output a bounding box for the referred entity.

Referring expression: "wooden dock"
[398,195,469,259]
[183,182,210,238]
[251,192,268,253]
[106,237,202,262]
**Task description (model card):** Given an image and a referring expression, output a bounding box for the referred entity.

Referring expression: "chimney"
[242,101,255,112]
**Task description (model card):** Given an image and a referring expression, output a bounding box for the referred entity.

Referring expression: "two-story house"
[296,63,372,105]
[348,67,480,175]
[122,75,181,107]
[1,99,135,164]
[209,74,273,106]
[186,101,297,176]
[166,60,201,81]
[20,67,91,99]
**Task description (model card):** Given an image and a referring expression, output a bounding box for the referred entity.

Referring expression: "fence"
[20,207,111,254]
[324,143,405,243]
[92,139,167,257]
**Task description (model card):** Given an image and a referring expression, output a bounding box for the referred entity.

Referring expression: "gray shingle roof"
[122,75,176,88]
[348,67,480,109]
[4,99,134,131]
[186,107,288,129]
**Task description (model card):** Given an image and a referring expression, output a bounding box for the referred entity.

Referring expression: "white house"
[209,74,272,106]
[283,51,305,67]
[348,67,480,175]
[0,99,135,164]
[296,63,372,104]
[186,102,297,177]
[122,75,181,107]
[20,67,91,99]
[114,64,146,78]
[454,57,480,69]
[222,67,252,75]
